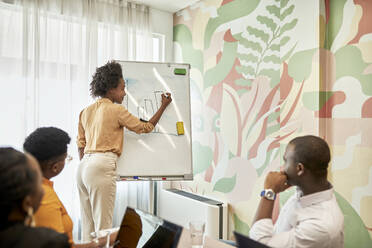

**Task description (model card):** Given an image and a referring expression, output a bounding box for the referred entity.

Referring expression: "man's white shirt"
[249,187,344,248]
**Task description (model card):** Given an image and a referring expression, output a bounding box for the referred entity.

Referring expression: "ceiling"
[133,0,200,13]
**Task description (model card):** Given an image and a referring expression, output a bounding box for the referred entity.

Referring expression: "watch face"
[261,189,276,200]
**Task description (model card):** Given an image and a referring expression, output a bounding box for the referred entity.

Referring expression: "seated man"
[249,135,344,248]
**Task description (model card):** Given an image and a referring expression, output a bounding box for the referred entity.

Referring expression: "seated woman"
[23,127,116,248]
[0,147,70,248]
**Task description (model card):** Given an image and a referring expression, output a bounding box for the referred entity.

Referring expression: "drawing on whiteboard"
[124,78,178,136]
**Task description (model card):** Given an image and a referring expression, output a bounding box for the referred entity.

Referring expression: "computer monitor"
[114,207,183,248]
[234,231,271,248]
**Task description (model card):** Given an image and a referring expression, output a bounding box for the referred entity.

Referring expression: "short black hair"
[23,127,71,170]
[289,135,330,177]
[0,147,37,228]
[90,61,123,98]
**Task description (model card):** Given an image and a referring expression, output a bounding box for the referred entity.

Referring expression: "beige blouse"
[77,98,154,156]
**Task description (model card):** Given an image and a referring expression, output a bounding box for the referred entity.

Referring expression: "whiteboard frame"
[115,60,193,181]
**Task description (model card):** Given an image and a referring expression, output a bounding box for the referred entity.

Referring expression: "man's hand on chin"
[264,171,292,194]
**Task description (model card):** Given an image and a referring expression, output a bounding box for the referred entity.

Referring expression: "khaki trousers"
[77,152,117,241]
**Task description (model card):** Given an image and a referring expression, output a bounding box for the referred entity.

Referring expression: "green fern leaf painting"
[234,0,298,86]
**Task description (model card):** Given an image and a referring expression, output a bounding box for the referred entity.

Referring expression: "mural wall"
[172,0,372,246]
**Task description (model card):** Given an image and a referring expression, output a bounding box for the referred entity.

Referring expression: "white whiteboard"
[116,61,193,180]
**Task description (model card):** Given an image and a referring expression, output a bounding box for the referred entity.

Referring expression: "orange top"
[34,178,74,246]
[77,98,154,156]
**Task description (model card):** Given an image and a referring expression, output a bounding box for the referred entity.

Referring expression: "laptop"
[234,231,271,248]
[114,207,183,248]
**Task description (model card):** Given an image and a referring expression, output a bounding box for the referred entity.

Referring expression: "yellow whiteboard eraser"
[176,122,184,135]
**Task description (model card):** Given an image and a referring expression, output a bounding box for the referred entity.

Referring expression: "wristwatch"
[260,189,276,200]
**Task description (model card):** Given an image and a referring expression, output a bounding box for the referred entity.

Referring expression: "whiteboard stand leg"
[148,181,155,215]
[154,181,158,216]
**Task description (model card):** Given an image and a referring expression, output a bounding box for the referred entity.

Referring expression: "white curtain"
[0,0,156,241]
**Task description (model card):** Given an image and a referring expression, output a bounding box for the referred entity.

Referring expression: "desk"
[177,229,234,248]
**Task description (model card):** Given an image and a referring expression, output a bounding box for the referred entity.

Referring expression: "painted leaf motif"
[235,78,252,87]
[204,0,260,49]
[238,53,259,63]
[213,174,237,193]
[335,192,372,247]
[256,148,279,176]
[326,0,347,49]
[335,45,372,96]
[280,36,290,46]
[288,48,316,82]
[266,123,280,136]
[263,54,281,64]
[270,43,280,51]
[233,213,250,235]
[237,88,250,96]
[240,77,274,155]
[173,24,203,72]
[280,0,289,8]
[258,68,280,86]
[192,141,213,175]
[220,84,240,156]
[238,38,263,53]
[280,5,294,21]
[246,26,270,43]
[236,65,255,76]
[302,91,334,111]
[279,19,298,36]
[267,110,280,124]
[257,15,277,32]
[204,41,238,89]
[281,42,297,62]
[266,5,280,19]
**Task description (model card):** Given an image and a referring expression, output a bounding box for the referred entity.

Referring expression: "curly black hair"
[90,61,123,98]
[23,127,71,170]
[0,147,37,228]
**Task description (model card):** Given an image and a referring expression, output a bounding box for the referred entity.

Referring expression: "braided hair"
[0,147,37,229]
[90,61,123,98]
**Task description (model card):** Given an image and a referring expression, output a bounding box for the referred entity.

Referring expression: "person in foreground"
[23,127,115,248]
[249,135,344,248]
[77,61,172,241]
[0,147,70,248]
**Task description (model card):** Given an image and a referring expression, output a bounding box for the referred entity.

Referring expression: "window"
[152,33,165,62]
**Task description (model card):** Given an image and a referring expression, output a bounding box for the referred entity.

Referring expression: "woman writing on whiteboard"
[76,61,172,242]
